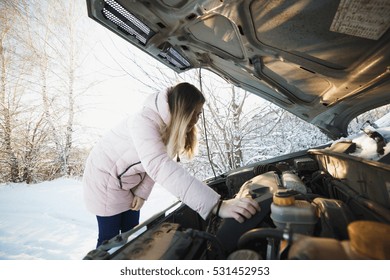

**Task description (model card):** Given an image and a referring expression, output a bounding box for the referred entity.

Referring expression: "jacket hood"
[143,89,171,127]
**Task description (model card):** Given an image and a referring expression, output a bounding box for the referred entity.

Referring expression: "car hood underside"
[86,0,390,139]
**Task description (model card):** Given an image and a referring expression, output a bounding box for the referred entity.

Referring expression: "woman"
[83,82,260,247]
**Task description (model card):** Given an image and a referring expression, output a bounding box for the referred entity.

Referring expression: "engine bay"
[84,141,390,260]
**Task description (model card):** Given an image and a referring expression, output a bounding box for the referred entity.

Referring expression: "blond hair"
[161,83,205,160]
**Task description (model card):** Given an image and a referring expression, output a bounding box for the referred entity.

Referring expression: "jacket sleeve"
[130,110,220,220]
[132,173,154,200]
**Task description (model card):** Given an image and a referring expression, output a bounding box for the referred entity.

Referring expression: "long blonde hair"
[161,82,205,160]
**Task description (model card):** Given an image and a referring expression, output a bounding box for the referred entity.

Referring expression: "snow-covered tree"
[0,0,95,183]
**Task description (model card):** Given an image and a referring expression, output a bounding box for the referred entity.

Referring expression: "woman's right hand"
[214,197,260,223]
[130,195,145,211]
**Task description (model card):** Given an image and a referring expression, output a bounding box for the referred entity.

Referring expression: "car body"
[83,0,390,260]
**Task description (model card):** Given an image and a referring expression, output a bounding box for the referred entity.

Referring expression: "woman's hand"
[214,197,260,223]
[130,196,145,211]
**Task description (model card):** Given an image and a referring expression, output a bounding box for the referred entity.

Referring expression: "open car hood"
[86,0,390,139]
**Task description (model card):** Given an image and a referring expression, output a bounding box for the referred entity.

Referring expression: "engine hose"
[237,228,289,249]
[253,164,281,176]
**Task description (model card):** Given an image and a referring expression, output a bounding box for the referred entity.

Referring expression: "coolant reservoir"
[270,190,317,235]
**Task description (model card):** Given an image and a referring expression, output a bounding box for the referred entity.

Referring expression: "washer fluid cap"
[273,190,295,206]
[348,221,390,259]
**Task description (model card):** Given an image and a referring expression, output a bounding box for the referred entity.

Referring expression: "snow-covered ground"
[0,178,177,260]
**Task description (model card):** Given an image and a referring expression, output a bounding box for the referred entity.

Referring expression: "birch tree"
[0,0,97,183]
[0,0,34,182]
[26,0,95,178]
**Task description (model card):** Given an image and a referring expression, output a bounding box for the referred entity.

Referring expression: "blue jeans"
[96,209,140,248]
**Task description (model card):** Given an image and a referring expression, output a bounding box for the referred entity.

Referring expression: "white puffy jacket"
[83,89,220,219]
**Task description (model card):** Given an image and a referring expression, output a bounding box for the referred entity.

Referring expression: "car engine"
[84,141,390,260]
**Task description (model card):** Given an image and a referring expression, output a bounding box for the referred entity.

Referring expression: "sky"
[78,29,151,135]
